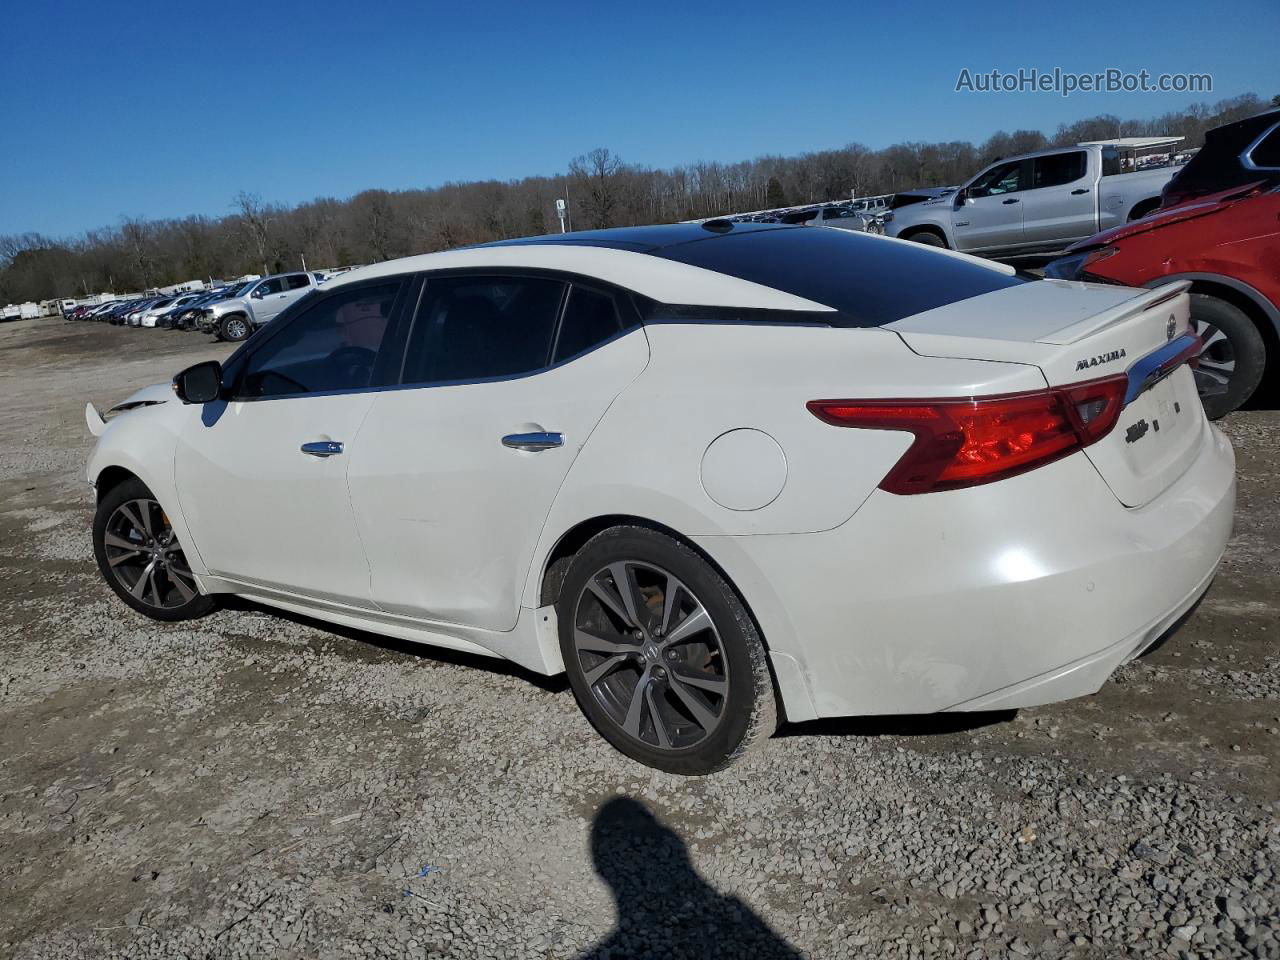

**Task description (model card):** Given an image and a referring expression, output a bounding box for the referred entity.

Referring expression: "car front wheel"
[93,478,215,621]
[906,230,946,247]
[557,526,777,775]
[220,315,250,342]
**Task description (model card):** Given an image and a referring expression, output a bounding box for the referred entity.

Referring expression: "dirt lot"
[1,316,1277,960]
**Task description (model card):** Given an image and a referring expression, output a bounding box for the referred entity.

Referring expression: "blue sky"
[2,0,1276,237]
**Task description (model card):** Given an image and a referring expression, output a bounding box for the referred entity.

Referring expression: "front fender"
[87,403,211,579]
[210,299,254,323]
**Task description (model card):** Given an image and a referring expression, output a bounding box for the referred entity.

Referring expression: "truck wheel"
[906,230,946,248]
[220,315,251,342]
[1128,199,1161,222]
[1189,294,1266,419]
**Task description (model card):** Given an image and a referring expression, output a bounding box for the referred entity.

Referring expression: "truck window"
[253,278,286,297]
[1032,151,1088,188]
[1101,147,1122,177]
[968,160,1024,198]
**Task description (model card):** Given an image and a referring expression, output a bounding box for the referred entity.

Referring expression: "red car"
[1047,111,1280,418]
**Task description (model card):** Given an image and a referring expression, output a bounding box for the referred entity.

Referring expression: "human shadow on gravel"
[577,797,802,960]
[220,596,569,692]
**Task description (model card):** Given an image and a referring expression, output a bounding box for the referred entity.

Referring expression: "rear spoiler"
[1037,281,1192,345]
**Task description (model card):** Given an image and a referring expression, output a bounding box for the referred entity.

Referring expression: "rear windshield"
[652,228,1026,326]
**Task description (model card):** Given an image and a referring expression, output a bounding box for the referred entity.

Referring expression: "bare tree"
[569,148,624,229]
[3,92,1269,302]
[234,191,275,274]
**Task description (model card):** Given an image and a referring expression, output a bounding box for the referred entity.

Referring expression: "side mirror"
[173,360,223,404]
[954,189,970,207]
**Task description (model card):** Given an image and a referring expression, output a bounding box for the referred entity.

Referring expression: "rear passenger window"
[402,276,565,383]
[1032,151,1088,188]
[286,274,311,290]
[1101,147,1122,177]
[553,287,622,363]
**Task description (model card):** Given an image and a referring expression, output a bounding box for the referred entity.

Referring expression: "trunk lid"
[889,279,1204,507]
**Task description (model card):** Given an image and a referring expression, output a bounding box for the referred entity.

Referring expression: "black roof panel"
[484,221,1027,327]
[652,227,1026,325]
[483,221,794,253]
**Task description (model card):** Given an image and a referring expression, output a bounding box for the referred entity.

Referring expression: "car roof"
[483,221,792,252]
[323,223,836,312]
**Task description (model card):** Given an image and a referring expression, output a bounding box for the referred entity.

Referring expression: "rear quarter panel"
[521,322,1046,606]
[1098,165,1180,227]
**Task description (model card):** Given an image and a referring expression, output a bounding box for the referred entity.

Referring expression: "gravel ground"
[1,316,1277,960]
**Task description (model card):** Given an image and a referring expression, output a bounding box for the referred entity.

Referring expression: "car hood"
[1066,182,1265,253]
[88,383,172,437]
[109,382,172,414]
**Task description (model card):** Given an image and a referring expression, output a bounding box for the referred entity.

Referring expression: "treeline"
[3,92,1275,303]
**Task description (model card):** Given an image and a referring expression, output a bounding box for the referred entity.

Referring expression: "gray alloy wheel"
[221,315,250,341]
[1187,294,1266,419]
[572,560,729,751]
[101,498,201,610]
[1192,318,1236,398]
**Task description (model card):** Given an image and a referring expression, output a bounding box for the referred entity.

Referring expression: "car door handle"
[502,432,564,452]
[1002,198,1020,204]
[1071,188,1090,195]
[301,441,344,457]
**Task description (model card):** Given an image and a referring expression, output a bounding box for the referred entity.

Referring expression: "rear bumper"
[696,420,1235,721]
[942,556,1216,711]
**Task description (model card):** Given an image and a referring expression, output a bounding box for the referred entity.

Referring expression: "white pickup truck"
[883,137,1186,258]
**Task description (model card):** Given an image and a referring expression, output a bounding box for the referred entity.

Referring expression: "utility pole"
[301,253,308,272]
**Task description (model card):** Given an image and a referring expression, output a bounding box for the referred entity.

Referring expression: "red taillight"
[808,375,1127,495]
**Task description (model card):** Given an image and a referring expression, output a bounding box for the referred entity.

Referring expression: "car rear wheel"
[220,315,250,342]
[93,478,214,622]
[557,526,776,775]
[1189,294,1266,419]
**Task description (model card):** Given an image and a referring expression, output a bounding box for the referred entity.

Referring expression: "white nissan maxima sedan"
[85,222,1234,774]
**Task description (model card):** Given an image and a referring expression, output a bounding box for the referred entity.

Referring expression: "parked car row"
[725,196,894,234]
[65,271,324,341]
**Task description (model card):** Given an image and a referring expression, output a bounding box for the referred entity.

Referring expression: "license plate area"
[1084,366,1204,507]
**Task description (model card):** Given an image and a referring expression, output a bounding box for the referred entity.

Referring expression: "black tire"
[906,230,946,248]
[93,478,215,622]
[1189,293,1266,419]
[220,314,251,342]
[1128,199,1161,222]
[557,525,777,775]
